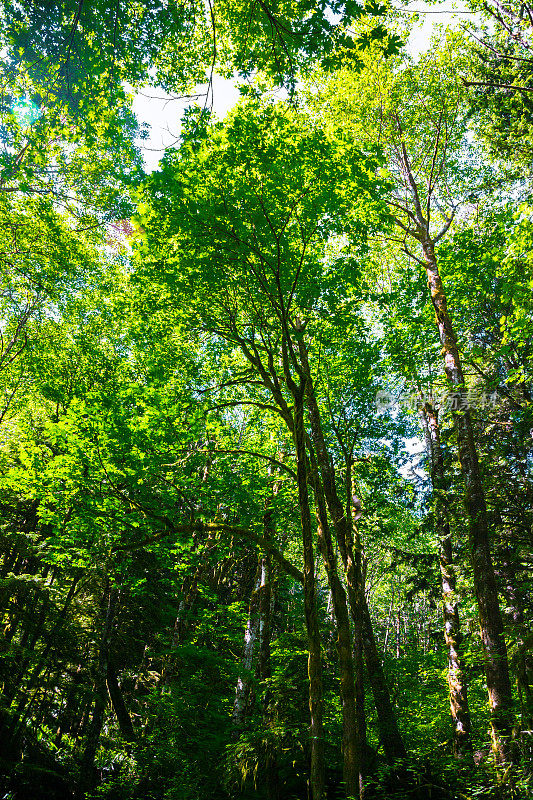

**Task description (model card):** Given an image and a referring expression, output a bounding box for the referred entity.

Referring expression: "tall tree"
[317,47,518,765]
[134,98,390,798]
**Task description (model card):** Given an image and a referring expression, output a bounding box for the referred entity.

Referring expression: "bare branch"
[434,207,456,242]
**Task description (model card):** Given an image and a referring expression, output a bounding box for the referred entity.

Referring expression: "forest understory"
[0,1,531,798]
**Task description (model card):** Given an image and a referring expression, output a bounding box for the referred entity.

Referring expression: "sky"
[406,1,478,56]
[131,74,241,172]
[132,2,479,172]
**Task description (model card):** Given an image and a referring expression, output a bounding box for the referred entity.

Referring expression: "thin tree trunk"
[421,236,515,764]
[77,584,119,799]
[258,557,271,681]
[6,575,80,741]
[310,457,361,800]
[0,541,18,579]
[419,400,472,758]
[346,464,367,773]
[73,697,92,740]
[361,598,407,764]
[293,393,325,800]
[261,474,283,800]
[297,338,365,797]
[396,612,401,659]
[164,531,218,686]
[392,134,516,762]
[258,554,280,800]
[383,597,393,656]
[55,664,84,744]
[106,662,135,742]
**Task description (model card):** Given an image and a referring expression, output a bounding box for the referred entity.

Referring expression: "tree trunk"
[77,584,118,799]
[258,557,272,681]
[293,393,326,800]
[421,236,515,764]
[258,553,280,800]
[297,338,365,797]
[229,323,325,798]
[419,400,472,758]
[345,465,368,775]
[107,662,135,742]
[233,564,262,727]
[361,598,407,764]
[5,574,80,741]
[310,458,361,800]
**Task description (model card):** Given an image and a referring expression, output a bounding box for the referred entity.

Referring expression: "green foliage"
[0,8,531,800]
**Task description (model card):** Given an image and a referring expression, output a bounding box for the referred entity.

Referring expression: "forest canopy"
[0,2,531,800]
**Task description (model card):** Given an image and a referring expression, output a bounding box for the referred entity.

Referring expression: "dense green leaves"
[0,6,531,800]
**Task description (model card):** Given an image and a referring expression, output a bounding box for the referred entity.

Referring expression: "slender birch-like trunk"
[419,400,472,757]
[391,136,516,764]
[421,237,515,764]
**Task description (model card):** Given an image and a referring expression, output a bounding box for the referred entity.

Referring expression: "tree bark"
[293,393,326,800]
[345,465,368,773]
[421,237,515,764]
[310,456,361,800]
[419,400,472,758]
[258,553,280,800]
[298,338,366,797]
